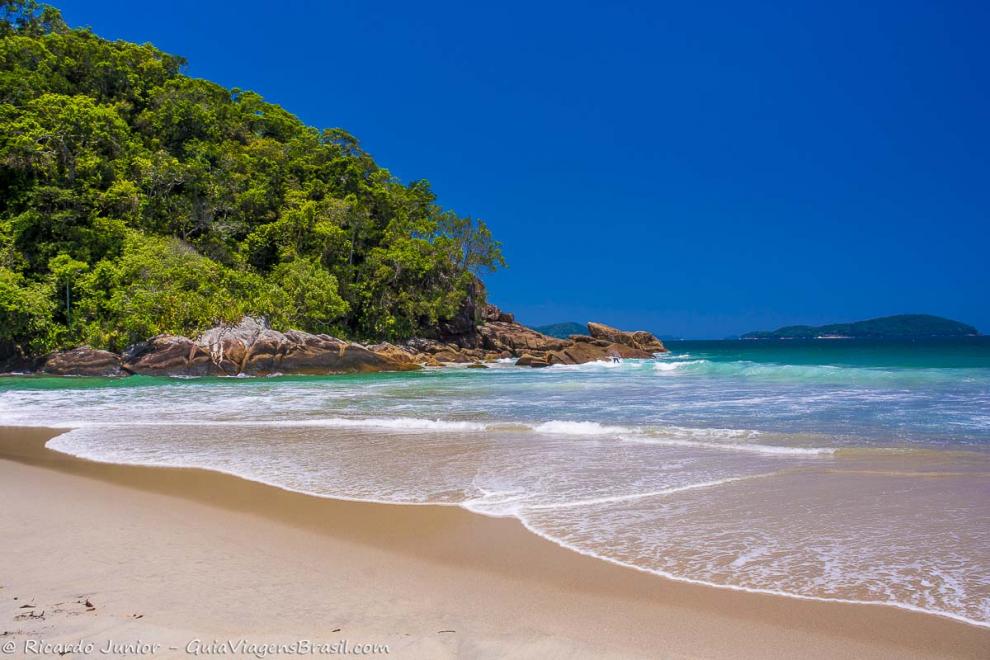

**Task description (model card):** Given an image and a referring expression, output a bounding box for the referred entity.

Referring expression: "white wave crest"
[276,417,491,432]
[621,434,834,456]
[654,360,704,372]
[530,420,636,436]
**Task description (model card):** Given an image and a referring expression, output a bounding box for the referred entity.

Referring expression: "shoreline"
[2,426,988,658]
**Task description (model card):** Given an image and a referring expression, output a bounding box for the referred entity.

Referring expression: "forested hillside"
[741,314,979,339]
[531,322,586,339]
[0,1,503,356]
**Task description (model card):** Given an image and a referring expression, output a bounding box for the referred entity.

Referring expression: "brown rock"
[274,333,349,374]
[606,343,655,359]
[587,322,666,353]
[557,341,610,364]
[482,304,501,323]
[125,317,417,377]
[432,348,474,363]
[478,321,569,354]
[198,316,270,374]
[516,353,550,368]
[402,338,451,355]
[569,335,611,347]
[41,347,123,377]
[338,343,410,373]
[123,336,223,376]
[368,342,428,370]
[630,330,666,352]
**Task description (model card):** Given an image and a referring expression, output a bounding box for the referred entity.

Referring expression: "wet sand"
[1,426,988,658]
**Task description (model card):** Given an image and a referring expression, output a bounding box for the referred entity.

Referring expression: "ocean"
[2,337,988,627]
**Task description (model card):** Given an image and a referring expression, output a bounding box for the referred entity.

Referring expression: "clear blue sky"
[56,0,989,338]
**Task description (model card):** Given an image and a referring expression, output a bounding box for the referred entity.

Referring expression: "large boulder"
[477,321,570,354]
[368,342,436,368]
[123,317,418,377]
[197,316,270,374]
[251,330,339,375]
[123,336,223,377]
[198,317,418,375]
[339,342,413,373]
[630,330,667,353]
[551,341,610,364]
[587,322,666,353]
[41,347,123,377]
[516,353,550,368]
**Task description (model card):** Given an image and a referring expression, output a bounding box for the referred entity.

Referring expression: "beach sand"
[1,426,988,659]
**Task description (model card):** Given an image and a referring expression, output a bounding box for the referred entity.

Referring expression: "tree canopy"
[0,1,504,354]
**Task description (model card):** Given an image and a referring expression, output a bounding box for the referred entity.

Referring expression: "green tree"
[0,2,505,355]
[47,251,86,333]
[0,266,54,354]
[268,258,348,334]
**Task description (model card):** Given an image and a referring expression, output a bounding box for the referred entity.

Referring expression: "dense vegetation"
[0,1,504,356]
[741,314,979,339]
[531,322,586,339]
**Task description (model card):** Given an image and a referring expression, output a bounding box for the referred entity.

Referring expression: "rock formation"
[123,335,222,376]
[125,317,421,377]
[586,322,667,353]
[404,304,667,367]
[13,308,667,376]
[40,346,123,377]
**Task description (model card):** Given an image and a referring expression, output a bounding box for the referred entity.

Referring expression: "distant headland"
[741,314,980,340]
[531,322,587,339]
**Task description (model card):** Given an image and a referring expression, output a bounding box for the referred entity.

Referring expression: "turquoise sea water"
[2,338,989,625]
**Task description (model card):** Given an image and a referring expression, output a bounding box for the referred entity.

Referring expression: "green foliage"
[267,258,348,335]
[0,265,55,353]
[0,2,504,353]
[73,231,270,350]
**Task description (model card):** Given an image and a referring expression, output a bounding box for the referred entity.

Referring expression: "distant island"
[531,322,587,339]
[741,314,980,340]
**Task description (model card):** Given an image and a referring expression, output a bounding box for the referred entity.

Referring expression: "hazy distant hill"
[532,322,587,338]
[742,314,979,339]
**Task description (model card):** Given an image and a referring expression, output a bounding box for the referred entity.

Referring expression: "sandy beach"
[1,426,988,659]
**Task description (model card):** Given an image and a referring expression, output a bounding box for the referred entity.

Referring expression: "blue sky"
[56,1,989,337]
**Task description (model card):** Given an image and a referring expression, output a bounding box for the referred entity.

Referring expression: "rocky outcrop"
[192,317,422,376]
[515,353,550,368]
[587,322,667,353]
[419,281,667,368]
[119,318,423,377]
[367,342,435,369]
[422,308,666,368]
[483,303,515,324]
[41,347,124,377]
[10,309,667,377]
[399,304,668,368]
[123,335,223,376]
[400,337,505,365]
[477,321,570,354]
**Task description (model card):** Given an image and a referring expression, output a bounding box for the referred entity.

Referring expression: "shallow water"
[2,338,988,626]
